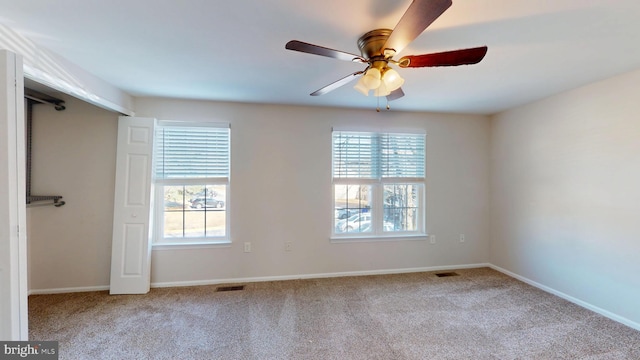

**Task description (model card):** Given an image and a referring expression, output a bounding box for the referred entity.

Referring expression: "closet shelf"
[27,195,65,207]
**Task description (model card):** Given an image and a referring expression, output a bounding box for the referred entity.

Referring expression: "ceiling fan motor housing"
[357,29,393,60]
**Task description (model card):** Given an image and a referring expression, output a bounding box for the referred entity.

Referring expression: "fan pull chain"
[375,97,391,112]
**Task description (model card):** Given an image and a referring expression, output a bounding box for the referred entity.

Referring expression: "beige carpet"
[29,267,640,359]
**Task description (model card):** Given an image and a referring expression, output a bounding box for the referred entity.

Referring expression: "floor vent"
[216,285,245,292]
[435,272,460,278]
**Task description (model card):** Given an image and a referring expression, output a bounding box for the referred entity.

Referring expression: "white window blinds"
[381,133,425,179]
[154,123,230,179]
[333,131,379,179]
[332,130,425,180]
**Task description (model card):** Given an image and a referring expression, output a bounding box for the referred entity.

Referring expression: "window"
[332,130,425,238]
[153,121,230,244]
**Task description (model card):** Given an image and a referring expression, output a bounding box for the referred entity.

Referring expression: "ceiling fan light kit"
[285,0,487,108]
[354,60,406,97]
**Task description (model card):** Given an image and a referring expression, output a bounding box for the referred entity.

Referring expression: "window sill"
[330,234,428,243]
[152,241,231,250]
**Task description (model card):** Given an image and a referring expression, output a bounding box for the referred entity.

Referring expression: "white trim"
[15,57,28,341]
[333,178,380,185]
[150,263,489,288]
[152,242,231,250]
[332,126,427,135]
[155,178,229,186]
[29,285,110,296]
[489,264,640,332]
[330,234,428,243]
[0,50,28,340]
[27,264,489,294]
[23,68,134,116]
[157,120,229,128]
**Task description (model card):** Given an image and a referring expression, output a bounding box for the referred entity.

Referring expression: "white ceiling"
[1,0,640,114]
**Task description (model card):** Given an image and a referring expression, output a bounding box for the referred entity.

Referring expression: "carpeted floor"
[29,267,640,359]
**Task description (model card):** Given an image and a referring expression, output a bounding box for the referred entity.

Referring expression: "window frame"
[152,121,231,246]
[331,129,426,240]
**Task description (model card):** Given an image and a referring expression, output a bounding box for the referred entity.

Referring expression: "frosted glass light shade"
[382,68,404,92]
[353,76,370,96]
[362,68,381,89]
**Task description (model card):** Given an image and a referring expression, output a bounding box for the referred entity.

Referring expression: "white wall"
[27,95,118,291]
[26,96,490,292]
[135,99,491,285]
[490,69,640,326]
[27,98,490,291]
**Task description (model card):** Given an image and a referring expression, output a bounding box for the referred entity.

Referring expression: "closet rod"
[24,88,66,111]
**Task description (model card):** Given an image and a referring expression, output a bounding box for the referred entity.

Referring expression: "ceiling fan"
[285,0,487,105]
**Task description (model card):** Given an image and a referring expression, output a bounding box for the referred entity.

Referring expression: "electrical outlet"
[429,235,436,244]
[459,234,465,243]
[244,242,251,252]
[285,241,292,252]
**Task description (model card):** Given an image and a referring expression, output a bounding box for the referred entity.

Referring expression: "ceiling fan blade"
[310,71,364,96]
[382,0,452,57]
[387,88,405,101]
[398,46,488,68]
[286,40,366,63]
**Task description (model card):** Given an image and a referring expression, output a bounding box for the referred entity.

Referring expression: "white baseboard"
[26,264,640,333]
[29,285,110,296]
[27,264,490,295]
[489,264,640,332]
[150,263,491,288]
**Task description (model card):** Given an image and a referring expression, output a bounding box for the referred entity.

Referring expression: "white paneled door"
[110,117,156,294]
